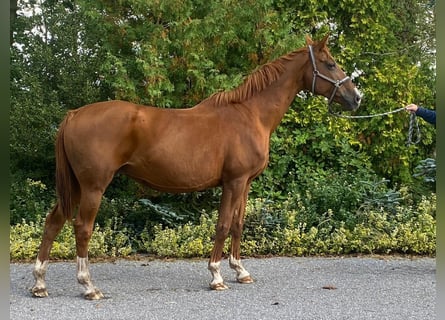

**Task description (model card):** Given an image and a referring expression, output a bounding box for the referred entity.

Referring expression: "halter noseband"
[308,45,350,106]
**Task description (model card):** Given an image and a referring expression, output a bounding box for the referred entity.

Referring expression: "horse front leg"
[229,182,253,284]
[208,179,248,290]
[32,202,66,298]
[208,190,232,291]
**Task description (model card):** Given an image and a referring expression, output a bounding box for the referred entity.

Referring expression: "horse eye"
[327,62,336,70]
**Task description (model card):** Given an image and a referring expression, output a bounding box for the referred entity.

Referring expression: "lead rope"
[407,113,421,145]
[328,106,421,145]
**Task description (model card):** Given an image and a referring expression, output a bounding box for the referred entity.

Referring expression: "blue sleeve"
[416,107,436,126]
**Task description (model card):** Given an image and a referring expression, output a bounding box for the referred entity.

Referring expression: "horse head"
[304,34,362,111]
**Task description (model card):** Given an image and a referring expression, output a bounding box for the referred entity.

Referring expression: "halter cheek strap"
[308,45,350,105]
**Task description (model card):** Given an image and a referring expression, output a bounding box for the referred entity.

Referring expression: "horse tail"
[55,111,79,222]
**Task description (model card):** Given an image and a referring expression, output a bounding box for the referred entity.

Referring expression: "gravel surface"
[10,256,436,320]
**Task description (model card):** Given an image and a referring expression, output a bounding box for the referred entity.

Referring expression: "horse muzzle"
[341,88,362,111]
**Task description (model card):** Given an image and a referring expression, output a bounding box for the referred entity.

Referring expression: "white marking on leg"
[208,261,228,290]
[229,254,253,283]
[77,256,91,285]
[31,258,49,297]
[76,256,104,299]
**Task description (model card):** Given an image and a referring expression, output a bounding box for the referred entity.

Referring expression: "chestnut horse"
[31,34,361,299]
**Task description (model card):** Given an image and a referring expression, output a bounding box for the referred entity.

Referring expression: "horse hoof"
[84,288,104,300]
[31,286,49,298]
[238,275,254,284]
[210,282,229,291]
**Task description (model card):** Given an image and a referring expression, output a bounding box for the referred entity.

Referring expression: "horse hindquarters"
[32,114,77,298]
[32,110,106,299]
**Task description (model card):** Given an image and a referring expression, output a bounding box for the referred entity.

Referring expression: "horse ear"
[320,33,330,47]
[305,34,313,45]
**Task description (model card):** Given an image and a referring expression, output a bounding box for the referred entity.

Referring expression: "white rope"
[328,107,406,119]
[328,107,420,145]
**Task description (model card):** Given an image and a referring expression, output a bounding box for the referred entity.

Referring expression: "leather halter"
[308,45,350,105]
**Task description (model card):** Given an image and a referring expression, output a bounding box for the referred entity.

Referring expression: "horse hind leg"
[76,256,103,300]
[32,202,67,297]
[73,188,105,300]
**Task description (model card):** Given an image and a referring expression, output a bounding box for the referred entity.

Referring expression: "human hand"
[405,104,418,114]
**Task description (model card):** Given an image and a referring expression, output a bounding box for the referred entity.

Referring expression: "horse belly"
[123,149,223,193]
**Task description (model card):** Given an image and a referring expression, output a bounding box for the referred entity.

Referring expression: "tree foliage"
[10,1,435,232]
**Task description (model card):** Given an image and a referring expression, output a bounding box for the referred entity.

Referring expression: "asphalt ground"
[10,256,435,320]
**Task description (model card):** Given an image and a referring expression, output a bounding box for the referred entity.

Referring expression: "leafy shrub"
[137,192,436,258]
[10,178,54,225]
[10,218,44,261]
[10,169,435,260]
[97,186,222,237]
[141,212,228,258]
[10,216,133,261]
[412,158,436,195]
[413,158,436,183]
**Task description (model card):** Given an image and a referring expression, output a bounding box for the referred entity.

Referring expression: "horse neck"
[252,52,307,133]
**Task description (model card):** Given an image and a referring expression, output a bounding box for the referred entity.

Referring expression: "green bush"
[141,192,436,258]
[10,185,435,260]
[10,216,133,261]
[10,169,436,260]
[141,213,228,258]
[10,178,54,225]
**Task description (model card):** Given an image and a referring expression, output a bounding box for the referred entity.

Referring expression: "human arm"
[405,104,436,126]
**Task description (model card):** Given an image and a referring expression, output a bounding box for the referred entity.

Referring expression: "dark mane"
[206,48,305,106]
